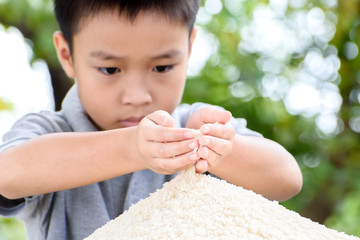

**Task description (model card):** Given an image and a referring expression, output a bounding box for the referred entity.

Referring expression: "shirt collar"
[61,84,99,132]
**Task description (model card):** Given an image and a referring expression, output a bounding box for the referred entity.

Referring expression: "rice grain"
[85,166,359,240]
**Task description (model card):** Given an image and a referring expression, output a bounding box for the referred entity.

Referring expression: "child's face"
[54,11,196,130]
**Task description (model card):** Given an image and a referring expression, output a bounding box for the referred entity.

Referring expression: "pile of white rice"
[85,167,359,240]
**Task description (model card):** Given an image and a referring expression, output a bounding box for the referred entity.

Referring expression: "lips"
[119,116,144,127]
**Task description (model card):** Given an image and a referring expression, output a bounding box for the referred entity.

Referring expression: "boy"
[0,1,302,239]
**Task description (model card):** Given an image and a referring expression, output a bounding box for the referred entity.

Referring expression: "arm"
[0,111,199,200]
[186,107,302,202]
[0,128,141,199]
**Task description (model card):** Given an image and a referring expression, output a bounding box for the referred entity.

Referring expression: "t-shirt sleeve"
[0,195,25,217]
[0,111,71,217]
[173,102,263,137]
[0,111,71,152]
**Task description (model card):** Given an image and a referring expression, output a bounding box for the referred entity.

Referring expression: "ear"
[53,31,75,78]
[188,26,198,56]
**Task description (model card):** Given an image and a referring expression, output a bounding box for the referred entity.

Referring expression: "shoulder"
[7,110,71,134]
[1,110,71,151]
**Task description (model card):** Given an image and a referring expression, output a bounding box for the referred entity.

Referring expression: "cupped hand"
[135,110,200,174]
[186,107,235,173]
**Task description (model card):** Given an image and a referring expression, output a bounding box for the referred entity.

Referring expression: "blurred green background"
[0,0,360,239]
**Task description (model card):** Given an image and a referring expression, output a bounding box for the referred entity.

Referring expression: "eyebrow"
[89,49,183,60]
[151,49,183,60]
[89,51,122,60]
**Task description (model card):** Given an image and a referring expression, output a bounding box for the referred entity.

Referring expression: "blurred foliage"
[0,217,26,240]
[0,99,12,112]
[1,0,360,239]
[0,0,58,65]
[0,0,71,111]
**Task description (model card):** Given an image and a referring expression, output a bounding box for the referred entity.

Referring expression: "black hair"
[54,0,201,53]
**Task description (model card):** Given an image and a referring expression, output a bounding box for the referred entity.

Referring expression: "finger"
[149,139,199,158]
[146,110,175,127]
[155,150,200,173]
[195,159,209,173]
[141,118,196,142]
[151,126,196,142]
[200,122,235,140]
[198,136,233,159]
[198,107,232,124]
[197,146,222,168]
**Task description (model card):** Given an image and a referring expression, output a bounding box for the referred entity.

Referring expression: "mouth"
[119,116,145,127]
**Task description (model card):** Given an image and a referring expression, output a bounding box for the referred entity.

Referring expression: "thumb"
[199,107,232,124]
[146,110,175,127]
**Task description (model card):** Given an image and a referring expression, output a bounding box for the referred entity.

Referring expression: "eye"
[98,67,120,75]
[152,65,174,73]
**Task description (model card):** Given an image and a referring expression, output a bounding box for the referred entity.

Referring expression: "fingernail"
[184,131,194,139]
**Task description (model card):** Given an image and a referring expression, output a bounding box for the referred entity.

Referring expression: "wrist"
[113,127,145,173]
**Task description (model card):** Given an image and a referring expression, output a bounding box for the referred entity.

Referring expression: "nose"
[120,74,152,106]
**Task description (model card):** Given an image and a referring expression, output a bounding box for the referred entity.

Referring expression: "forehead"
[75,9,187,37]
[72,11,190,58]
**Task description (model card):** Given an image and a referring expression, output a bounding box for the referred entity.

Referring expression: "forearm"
[0,127,142,199]
[210,135,302,202]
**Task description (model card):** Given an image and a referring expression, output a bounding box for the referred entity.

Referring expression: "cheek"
[155,75,186,110]
[162,73,185,94]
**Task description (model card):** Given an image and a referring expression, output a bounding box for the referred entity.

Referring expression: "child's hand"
[186,107,235,173]
[135,110,200,174]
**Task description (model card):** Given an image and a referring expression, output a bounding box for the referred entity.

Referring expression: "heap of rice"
[85,166,359,240]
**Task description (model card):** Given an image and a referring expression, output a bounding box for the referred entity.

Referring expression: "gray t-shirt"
[0,85,261,240]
